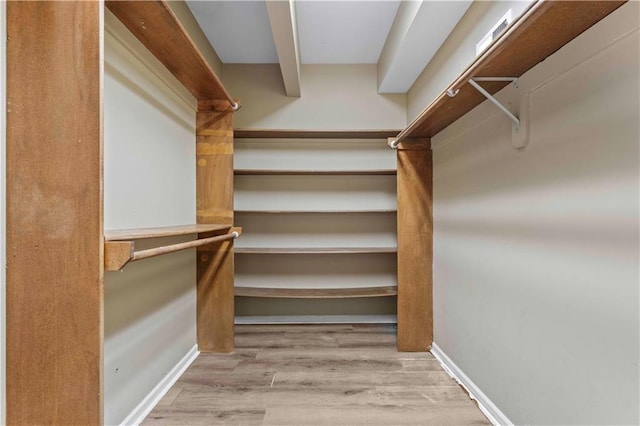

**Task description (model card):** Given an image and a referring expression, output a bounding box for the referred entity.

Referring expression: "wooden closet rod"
[133,231,239,262]
[104,230,240,271]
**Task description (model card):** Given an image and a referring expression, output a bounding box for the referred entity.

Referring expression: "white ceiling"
[296,1,400,64]
[186,0,471,93]
[187,1,278,63]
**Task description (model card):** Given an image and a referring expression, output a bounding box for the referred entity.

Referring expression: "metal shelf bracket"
[468,77,520,130]
[447,77,530,150]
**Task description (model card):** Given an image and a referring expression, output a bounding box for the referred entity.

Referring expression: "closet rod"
[132,231,240,263]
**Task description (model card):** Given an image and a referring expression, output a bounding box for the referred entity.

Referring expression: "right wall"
[409,2,639,424]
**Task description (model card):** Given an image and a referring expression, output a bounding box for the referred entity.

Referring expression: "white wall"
[103,10,197,425]
[430,4,639,424]
[0,2,6,423]
[407,0,533,122]
[225,64,406,130]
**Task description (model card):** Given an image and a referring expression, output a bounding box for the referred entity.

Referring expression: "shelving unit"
[234,131,399,310]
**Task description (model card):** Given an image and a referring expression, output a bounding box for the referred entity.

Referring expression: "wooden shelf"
[235,247,397,254]
[106,0,234,104]
[235,209,397,214]
[235,169,396,176]
[105,224,231,241]
[234,129,401,139]
[397,1,625,141]
[235,286,398,299]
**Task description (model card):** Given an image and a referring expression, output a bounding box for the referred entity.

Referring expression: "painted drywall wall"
[224,64,406,129]
[0,2,6,423]
[104,10,197,425]
[407,0,533,122]
[430,4,639,424]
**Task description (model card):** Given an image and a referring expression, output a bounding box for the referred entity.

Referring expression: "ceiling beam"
[266,0,301,97]
[377,0,472,94]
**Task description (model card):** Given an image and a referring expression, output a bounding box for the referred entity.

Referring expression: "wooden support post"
[396,139,433,352]
[6,2,103,424]
[196,105,235,352]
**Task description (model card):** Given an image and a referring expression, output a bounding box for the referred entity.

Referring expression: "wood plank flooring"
[143,324,490,425]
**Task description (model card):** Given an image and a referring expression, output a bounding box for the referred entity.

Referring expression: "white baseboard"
[235,315,397,325]
[121,344,199,426]
[431,343,513,426]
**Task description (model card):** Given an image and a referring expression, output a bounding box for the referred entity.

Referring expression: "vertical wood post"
[396,139,433,352]
[196,104,235,352]
[6,2,103,424]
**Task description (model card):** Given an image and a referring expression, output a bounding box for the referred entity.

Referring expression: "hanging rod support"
[467,77,520,130]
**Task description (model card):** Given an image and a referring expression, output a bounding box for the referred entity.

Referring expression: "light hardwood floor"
[143,324,490,425]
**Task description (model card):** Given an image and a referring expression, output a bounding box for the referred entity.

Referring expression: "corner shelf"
[235,285,398,299]
[234,169,397,176]
[395,1,625,141]
[235,247,397,254]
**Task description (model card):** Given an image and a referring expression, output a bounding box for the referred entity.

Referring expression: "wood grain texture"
[142,325,489,425]
[105,0,234,103]
[196,109,235,352]
[104,241,135,271]
[396,140,433,352]
[105,224,231,241]
[401,1,626,140]
[234,286,398,299]
[234,129,402,139]
[6,2,103,424]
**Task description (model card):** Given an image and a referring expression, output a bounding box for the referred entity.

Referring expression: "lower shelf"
[234,286,398,299]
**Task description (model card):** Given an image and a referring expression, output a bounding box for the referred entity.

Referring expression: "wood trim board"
[6,2,103,424]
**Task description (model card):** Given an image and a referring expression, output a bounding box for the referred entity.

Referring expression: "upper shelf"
[106,0,234,104]
[396,1,625,141]
[105,224,232,241]
[234,129,402,139]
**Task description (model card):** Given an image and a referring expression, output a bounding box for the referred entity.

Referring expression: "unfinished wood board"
[401,1,626,139]
[235,286,398,299]
[106,0,233,102]
[396,141,433,352]
[142,324,489,425]
[196,109,235,352]
[234,129,401,139]
[6,2,103,424]
[104,224,231,241]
